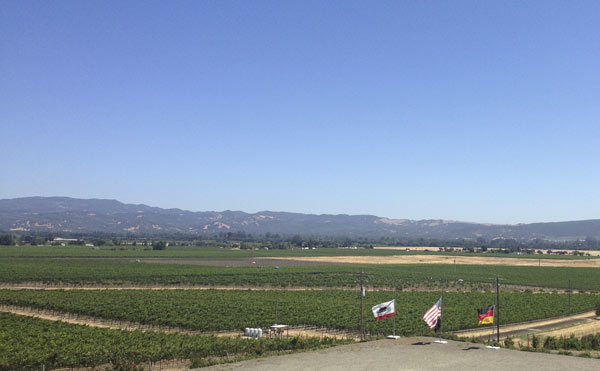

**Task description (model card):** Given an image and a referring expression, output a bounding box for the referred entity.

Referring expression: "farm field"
[0,245,596,259]
[2,246,600,368]
[266,255,600,268]
[3,258,600,291]
[0,312,348,370]
[0,289,596,334]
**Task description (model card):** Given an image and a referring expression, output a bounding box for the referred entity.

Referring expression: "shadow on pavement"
[411,341,431,345]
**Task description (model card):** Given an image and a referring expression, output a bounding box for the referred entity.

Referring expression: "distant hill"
[0,196,599,239]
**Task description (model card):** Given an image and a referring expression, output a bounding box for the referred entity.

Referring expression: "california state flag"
[372,299,395,321]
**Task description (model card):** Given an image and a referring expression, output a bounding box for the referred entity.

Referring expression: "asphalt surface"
[203,337,599,371]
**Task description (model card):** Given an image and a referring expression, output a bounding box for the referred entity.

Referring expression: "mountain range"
[0,197,599,240]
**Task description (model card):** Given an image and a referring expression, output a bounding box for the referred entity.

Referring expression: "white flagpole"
[434,275,447,344]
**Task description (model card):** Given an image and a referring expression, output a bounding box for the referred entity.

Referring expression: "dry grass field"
[266,255,600,268]
[375,246,600,256]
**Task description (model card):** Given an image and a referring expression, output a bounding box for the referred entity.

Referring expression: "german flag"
[477,305,494,325]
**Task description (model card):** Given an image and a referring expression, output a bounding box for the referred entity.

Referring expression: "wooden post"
[275,295,278,324]
[568,279,571,313]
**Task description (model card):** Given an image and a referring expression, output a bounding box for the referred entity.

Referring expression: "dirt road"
[454,310,598,339]
[203,337,599,370]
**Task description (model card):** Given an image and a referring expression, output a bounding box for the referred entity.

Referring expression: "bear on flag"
[371,299,395,321]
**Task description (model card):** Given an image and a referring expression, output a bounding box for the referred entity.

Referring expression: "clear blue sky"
[2,1,599,224]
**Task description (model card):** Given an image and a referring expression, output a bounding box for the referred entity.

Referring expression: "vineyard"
[0,289,597,335]
[0,245,594,259]
[3,258,600,291]
[0,312,349,370]
[2,245,600,368]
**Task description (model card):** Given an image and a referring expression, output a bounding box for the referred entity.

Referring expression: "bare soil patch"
[140,258,341,267]
[375,246,464,251]
[266,255,600,267]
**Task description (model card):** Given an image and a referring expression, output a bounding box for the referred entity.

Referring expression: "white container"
[257,328,263,338]
[244,328,250,336]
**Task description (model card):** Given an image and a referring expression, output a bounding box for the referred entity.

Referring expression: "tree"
[0,234,15,245]
[585,236,598,249]
[91,238,106,246]
[291,235,303,247]
[152,241,167,250]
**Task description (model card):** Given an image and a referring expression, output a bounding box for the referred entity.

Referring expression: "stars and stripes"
[423,297,442,329]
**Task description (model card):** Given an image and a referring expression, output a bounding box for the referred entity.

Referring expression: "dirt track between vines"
[0,304,356,340]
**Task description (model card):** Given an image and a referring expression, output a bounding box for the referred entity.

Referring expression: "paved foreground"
[204,337,599,371]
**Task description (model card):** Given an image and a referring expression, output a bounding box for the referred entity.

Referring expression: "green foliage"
[152,241,167,250]
[540,334,600,352]
[2,257,600,292]
[0,312,349,370]
[0,234,14,246]
[0,289,595,335]
[531,334,539,349]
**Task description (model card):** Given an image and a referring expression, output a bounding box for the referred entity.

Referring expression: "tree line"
[1,231,599,251]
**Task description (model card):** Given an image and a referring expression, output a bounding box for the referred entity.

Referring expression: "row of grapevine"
[0,289,596,335]
[2,258,600,291]
[0,312,349,370]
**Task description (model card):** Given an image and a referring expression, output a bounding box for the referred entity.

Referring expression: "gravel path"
[203,337,599,371]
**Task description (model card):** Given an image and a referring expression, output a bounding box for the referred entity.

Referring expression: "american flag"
[423,297,442,329]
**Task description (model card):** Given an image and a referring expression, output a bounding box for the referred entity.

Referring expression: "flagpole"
[440,275,444,340]
[496,276,500,343]
[393,285,397,337]
[433,276,447,344]
[360,271,365,341]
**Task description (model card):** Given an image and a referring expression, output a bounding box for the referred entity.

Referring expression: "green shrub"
[531,334,539,349]
[543,336,559,350]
